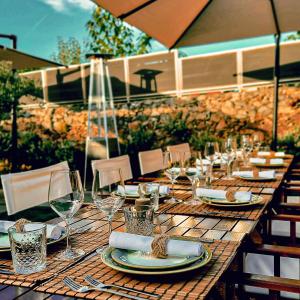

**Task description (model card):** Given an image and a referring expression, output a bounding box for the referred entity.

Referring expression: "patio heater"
[83,54,121,189]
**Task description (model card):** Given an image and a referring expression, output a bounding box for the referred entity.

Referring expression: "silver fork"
[85,275,159,298]
[63,277,149,300]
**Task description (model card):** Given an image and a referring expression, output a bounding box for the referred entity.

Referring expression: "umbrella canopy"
[93,0,300,148]
[0,45,62,70]
[93,0,300,48]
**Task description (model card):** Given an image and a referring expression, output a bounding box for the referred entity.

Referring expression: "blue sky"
[0,0,294,61]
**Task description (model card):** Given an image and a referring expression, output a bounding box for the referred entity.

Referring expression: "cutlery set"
[63,276,159,299]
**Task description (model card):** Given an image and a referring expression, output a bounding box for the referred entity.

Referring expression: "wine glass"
[184,157,201,205]
[221,139,235,180]
[242,135,253,167]
[253,133,262,151]
[92,168,125,235]
[48,170,85,260]
[204,142,217,185]
[164,151,182,204]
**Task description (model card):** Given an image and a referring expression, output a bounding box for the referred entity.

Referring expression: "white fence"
[21,40,300,105]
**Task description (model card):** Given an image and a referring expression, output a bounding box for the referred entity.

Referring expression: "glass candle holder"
[123,205,154,236]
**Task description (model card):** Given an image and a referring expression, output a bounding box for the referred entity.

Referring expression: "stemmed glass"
[253,133,262,151]
[184,157,200,205]
[92,168,125,235]
[204,142,217,186]
[164,151,182,203]
[242,135,253,167]
[48,170,85,260]
[221,139,235,180]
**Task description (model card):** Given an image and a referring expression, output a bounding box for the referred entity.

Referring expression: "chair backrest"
[1,161,69,216]
[167,143,191,162]
[91,155,132,182]
[138,148,164,175]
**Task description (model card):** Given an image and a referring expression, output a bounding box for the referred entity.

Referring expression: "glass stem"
[192,180,197,199]
[65,219,71,252]
[108,218,112,235]
[172,180,175,199]
[227,162,232,178]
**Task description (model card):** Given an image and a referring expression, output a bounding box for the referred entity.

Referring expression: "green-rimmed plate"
[111,248,204,270]
[236,176,276,182]
[0,232,67,253]
[101,246,212,275]
[201,195,263,208]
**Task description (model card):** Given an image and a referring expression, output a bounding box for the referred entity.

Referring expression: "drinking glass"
[92,168,125,235]
[204,142,216,185]
[221,139,235,180]
[123,205,154,236]
[184,157,201,205]
[8,223,47,274]
[178,151,190,175]
[164,151,182,203]
[48,170,85,260]
[253,133,262,151]
[138,183,160,211]
[241,135,253,167]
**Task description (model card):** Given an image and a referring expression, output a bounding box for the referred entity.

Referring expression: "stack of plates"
[101,245,212,275]
[201,195,263,208]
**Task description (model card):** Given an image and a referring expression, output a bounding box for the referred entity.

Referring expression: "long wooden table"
[0,157,293,300]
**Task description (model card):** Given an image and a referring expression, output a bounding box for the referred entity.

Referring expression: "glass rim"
[8,222,47,234]
[123,205,154,212]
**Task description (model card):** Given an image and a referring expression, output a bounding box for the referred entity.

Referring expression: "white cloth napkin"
[257,151,285,157]
[250,158,283,165]
[233,170,275,179]
[196,158,210,166]
[109,231,203,257]
[257,151,271,156]
[0,221,64,240]
[118,185,170,196]
[196,188,252,202]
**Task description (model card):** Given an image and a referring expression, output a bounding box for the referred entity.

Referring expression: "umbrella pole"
[272,33,280,151]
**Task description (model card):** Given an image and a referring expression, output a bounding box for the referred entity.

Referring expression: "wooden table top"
[0,157,293,300]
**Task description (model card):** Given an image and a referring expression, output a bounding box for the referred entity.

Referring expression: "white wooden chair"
[167,143,191,162]
[91,155,133,181]
[138,148,164,175]
[1,161,69,215]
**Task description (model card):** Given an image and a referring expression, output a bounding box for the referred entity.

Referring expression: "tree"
[86,7,152,57]
[285,31,300,41]
[0,62,41,170]
[51,37,86,65]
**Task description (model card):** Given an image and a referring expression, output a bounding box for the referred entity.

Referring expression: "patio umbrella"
[92,0,300,148]
[0,45,62,69]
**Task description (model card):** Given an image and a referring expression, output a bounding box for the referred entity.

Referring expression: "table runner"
[0,229,107,287]
[158,194,272,221]
[34,239,239,300]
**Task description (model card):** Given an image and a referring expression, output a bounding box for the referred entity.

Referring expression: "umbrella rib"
[169,0,212,49]
[119,0,157,19]
[269,0,281,34]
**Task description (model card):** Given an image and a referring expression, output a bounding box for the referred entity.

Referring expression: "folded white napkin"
[196,158,210,166]
[196,188,252,202]
[250,158,283,165]
[257,151,285,157]
[257,151,271,156]
[0,221,64,240]
[109,231,203,257]
[233,170,275,179]
[118,185,170,196]
[270,158,284,164]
